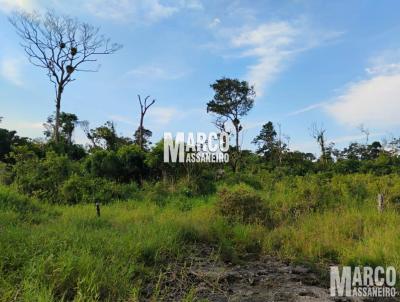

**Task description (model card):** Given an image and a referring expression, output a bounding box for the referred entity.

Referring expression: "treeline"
[1,103,400,206]
[3,11,400,205]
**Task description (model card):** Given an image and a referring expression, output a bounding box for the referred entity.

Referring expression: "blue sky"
[1,0,400,154]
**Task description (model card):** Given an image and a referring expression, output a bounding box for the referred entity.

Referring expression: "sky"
[1,0,400,154]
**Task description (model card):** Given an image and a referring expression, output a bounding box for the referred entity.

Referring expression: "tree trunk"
[139,114,144,149]
[54,85,63,143]
[235,126,240,151]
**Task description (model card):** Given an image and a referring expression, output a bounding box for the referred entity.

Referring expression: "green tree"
[44,112,80,145]
[207,78,255,172]
[207,78,255,151]
[134,127,152,150]
[252,122,281,161]
[86,121,132,151]
[0,128,31,162]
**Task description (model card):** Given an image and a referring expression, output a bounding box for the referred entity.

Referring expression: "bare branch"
[9,10,122,142]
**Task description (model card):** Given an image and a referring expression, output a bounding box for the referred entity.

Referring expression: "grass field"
[1,173,400,301]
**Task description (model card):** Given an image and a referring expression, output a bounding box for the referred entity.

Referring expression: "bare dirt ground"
[142,246,399,302]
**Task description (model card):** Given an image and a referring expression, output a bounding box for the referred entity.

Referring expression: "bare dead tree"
[276,123,290,165]
[9,11,122,143]
[310,123,328,163]
[137,95,155,150]
[358,124,370,145]
[80,120,97,149]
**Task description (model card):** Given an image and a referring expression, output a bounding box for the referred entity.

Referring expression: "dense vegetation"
[2,79,400,300]
[2,11,400,301]
[1,171,400,301]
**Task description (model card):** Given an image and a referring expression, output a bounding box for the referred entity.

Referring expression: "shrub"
[60,174,93,204]
[0,185,55,223]
[117,145,147,183]
[222,172,262,190]
[85,146,148,183]
[0,162,13,185]
[0,185,40,215]
[60,175,138,204]
[143,181,170,206]
[13,151,75,203]
[176,171,216,197]
[84,150,121,181]
[216,183,268,224]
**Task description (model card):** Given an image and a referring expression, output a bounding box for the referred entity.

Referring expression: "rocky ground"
[142,246,399,302]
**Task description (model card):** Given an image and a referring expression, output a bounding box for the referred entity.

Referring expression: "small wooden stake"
[377,194,384,213]
[96,202,101,217]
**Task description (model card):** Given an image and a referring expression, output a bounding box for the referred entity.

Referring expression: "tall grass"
[1,173,400,300]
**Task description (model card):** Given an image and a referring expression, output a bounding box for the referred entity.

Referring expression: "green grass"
[1,173,400,301]
[0,190,239,301]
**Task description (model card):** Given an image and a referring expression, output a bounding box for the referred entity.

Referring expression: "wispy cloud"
[287,101,328,116]
[211,19,343,96]
[326,49,400,128]
[126,65,188,80]
[366,49,400,75]
[229,21,299,96]
[109,115,136,126]
[0,0,37,13]
[208,17,221,29]
[148,106,181,125]
[0,57,25,86]
[1,118,43,138]
[84,0,201,23]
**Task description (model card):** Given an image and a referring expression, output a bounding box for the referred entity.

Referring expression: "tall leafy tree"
[44,112,80,145]
[252,122,279,161]
[9,11,122,143]
[85,121,132,151]
[207,78,255,151]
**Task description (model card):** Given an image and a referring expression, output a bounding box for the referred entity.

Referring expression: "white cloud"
[84,0,200,23]
[366,49,400,75]
[326,51,400,128]
[326,74,400,127]
[0,0,37,13]
[287,101,328,116]
[208,18,221,28]
[231,22,297,96]
[180,0,203,10]
[126,65,188,80]
[222,21,342,96]
[287,50,400,121]
[148,106,181,125]
[0,57,24,86]
[109,115,136,126]
[1,118,43,138]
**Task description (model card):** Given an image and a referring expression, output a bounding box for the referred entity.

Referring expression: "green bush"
[85,146,147,183]
[0,185,54,223]
[0,185,41,215]
[222,172,262,190]
[13,151,75,203]
[84,150,121,181]
[0,162,13,185]
[143,181,170,206]
[176,171,216,197]
[216,183,268,224]
[61,175,138,204]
